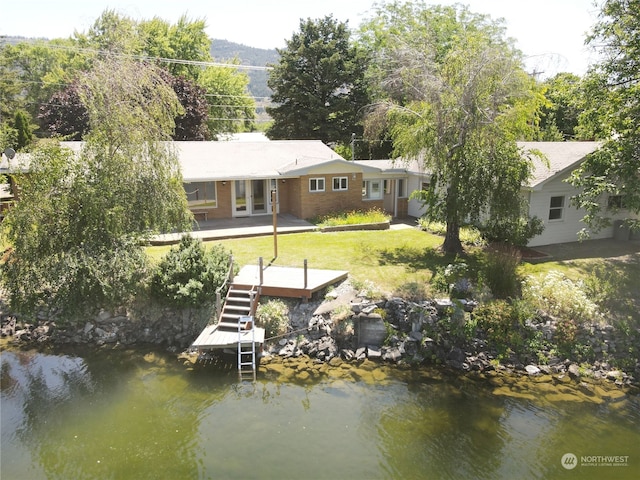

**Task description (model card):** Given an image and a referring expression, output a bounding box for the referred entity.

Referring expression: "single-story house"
[174,140,414,221]
[1,140,636,247]
[519,141,638,246]
[369,141,638,247]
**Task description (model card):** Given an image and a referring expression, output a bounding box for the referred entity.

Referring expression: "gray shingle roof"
[517,141,601,189]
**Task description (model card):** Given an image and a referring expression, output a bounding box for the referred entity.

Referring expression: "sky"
[2,0,601,77]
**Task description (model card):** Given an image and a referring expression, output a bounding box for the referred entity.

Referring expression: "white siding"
[408,174,427,218]
[527,175,633,247]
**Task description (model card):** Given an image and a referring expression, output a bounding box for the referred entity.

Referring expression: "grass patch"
[310,208,391,227]
[149,229,447,295]
[147,233,639,329]
[417,219,485,247]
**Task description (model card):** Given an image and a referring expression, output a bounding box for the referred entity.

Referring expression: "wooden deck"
[192,324,265,351]
[232,264,348,299]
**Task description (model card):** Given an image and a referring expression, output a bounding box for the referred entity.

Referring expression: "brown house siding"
[363,199,384,212]
[397,198,409,218]
[186,176,389,221]
[279,179,300,217]
[297,173,364,219]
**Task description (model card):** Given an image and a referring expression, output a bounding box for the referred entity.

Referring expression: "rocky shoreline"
[2,280,638,398]
[252,280,639,392]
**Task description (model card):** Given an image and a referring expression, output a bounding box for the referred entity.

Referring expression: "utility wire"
[34,42,274,71]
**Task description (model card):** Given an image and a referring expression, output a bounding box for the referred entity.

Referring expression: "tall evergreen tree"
[266,16,369,148]
[12,110,33,150]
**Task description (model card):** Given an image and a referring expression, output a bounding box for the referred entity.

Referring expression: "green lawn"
[147,231,640,322]
[148,229,457,296]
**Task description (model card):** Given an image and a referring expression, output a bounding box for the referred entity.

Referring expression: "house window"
[397,179,406,198]
[362,180,383,200]
[548,195,565,220]
[309,177,325,192]
[607,195,626,209]
[184,181,217,207]
[332,176,348,191]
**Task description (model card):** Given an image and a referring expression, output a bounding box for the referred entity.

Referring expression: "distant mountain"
[209,39,279,99]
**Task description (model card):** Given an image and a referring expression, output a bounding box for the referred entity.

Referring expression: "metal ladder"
[238,315,256,381]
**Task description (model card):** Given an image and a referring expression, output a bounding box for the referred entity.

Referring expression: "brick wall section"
[278,180,298,216]
[187,177,393,220]
[298,173,365,219]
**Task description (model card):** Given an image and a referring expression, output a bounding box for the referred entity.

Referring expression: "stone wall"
[0,299,215,351]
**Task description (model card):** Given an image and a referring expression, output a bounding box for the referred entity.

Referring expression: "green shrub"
[351,278,384,299]
[150,236,232,307]
[311,207,390,227]
[480,216,544,247]
[555,318,578,352]
[394,281,430,301]
[522,270,601,322]
[480,243,522,299]
[256,298,290,338]
[474,299,531,354]
[417,219,485,246]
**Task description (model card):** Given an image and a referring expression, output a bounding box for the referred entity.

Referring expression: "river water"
[1,348,639,479]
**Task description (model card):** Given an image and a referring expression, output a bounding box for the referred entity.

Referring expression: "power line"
[35,42,274,71]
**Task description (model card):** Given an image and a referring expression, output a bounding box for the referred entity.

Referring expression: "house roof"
[518,141,601,189]
[174,140,352,181]
[355,158,427,176]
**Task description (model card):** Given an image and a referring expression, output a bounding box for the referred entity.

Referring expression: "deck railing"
[215,255,235,321]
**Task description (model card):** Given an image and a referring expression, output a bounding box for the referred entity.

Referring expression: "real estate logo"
[561,453,578,470]
[561,452,630,470]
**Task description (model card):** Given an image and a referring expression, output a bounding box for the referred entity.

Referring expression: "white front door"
[233,179,276,216]
[233,180,249,216]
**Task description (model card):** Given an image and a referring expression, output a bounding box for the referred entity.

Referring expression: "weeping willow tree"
[361,2,545,253]
[1,57,192,318]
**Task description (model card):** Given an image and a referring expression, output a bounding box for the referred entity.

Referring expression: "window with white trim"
[332,176,348,191]
[309,177,325,192]
[607,195,627,209]
[548,195,565,220]
[184,181,217,207]
[362,180,383,200]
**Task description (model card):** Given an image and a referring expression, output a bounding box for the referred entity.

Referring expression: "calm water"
[1,348,639,480]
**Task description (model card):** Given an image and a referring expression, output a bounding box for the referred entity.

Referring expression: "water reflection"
[1,349,639,480]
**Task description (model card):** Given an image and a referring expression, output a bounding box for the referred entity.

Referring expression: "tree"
[160,71,211,141]
[537,72,583,141]
[0,38,90,134]
[1,10,255,140]
[1,58,192,317]
[38,80,89,140]
[198,64,255,139]
[266,15,370,148]
[568,0,640,234]
[39,70,211,141]
[12,110,33,150]
[361,2,544,253]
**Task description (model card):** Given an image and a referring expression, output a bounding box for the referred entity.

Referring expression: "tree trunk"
[442,182,464,254]
[442,220,463,254]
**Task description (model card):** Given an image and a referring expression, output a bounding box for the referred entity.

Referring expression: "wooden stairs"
[217,285,260,381]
